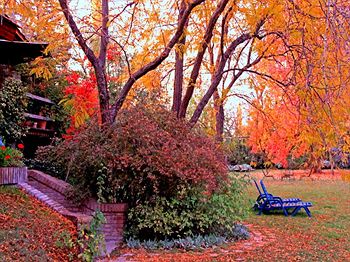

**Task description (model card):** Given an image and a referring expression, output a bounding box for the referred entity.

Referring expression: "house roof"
[0,15,48,65]
[0,39,48,65]
[0,15,27,41]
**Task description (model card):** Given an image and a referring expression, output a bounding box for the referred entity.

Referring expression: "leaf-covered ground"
[1,179,349,261]
[113,179,350,261]
[0,186,78,261]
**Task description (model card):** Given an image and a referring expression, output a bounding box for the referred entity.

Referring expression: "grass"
[0,185,77,261]
[244,179,350,261]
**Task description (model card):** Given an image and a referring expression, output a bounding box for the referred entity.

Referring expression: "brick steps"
[18,170,127,256]
[18,182,92,227]
[19,182,67,213]
[28,177,83,213]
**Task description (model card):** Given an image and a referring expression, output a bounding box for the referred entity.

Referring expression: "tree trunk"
[94,65,111,125]
[189,33,251,127]
[213,89,224,142]
[179,0,229,118]
[172,1,187,116]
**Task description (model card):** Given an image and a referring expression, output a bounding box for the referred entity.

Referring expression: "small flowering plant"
[0,144,25,167]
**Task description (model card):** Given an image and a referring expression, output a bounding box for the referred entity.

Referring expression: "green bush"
[26,139,67,181]
[125,176,249,240]
[55,211,106,262]
[0,78,28,143]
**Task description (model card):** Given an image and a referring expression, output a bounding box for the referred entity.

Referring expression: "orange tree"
[246,0,350,170]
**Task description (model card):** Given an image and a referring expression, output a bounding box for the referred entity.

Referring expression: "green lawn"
[244,179,350,261]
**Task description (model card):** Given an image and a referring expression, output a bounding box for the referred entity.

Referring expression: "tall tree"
[58,0,205,125]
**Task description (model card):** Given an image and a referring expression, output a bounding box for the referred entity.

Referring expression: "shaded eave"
[0,15,27,41]
[0,39,48,65]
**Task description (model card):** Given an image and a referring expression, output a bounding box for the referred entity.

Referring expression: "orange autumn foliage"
[246,0,350,167]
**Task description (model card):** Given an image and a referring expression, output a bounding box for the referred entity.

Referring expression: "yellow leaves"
[29,57,53,80]
[106,20,111,28]
[7,0,71,77]
[159,29,174,47]
[59,97,90,128]
[139,71,161,90]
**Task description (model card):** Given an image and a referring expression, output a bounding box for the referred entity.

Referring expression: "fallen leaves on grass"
[0,186,78,261]
[111,180,350,261]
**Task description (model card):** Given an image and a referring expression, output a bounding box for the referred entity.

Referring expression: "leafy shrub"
[37,106,250,241]
[77,211,106,261]
[125,176,249,240]
[125,186,209,240]
[25,158,66,180]
[0,77,28,143]
[25,139,67,180]
[36,105,228,204]
[54,210,106,262]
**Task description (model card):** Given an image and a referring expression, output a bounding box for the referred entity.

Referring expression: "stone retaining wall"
[84,199,127,244]
[29,170,71,194]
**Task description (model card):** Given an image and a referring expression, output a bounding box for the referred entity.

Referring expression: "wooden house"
[0,14,55,157]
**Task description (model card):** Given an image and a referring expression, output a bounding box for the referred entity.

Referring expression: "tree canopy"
[5,0,350,167]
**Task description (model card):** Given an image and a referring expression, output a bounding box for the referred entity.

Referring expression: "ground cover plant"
[0,186,78,261]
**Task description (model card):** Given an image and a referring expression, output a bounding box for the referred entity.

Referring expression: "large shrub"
[37,106,249,240]
[37,106,228,203]
[0,78,28,143]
